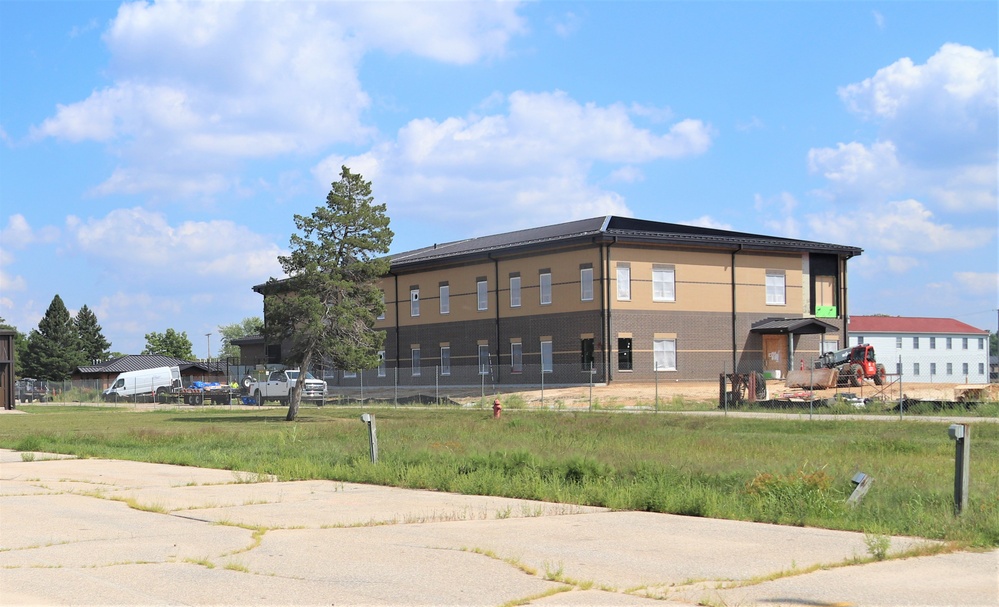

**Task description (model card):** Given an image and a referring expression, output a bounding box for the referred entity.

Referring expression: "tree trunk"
[286,350,313,421]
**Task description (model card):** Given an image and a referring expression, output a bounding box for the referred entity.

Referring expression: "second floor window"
[765,271,785,305]
[617,263,631,301]
[410,289,420,317]
[652,265,675,302]
[510,276,521,308]
[580,268,593,301]
[477,280,488,311]
[439,285,449,315]
[540,272,552,305]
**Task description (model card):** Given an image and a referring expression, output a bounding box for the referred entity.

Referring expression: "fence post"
[360,369,364,404]
[541,362,545,408]
[898,355,904,420]
[588,361,593,412]
[435,365,439,406]
[654,365,659,413]
[394,367,398,407]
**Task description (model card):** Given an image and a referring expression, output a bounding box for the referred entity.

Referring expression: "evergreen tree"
[142,328,195,360]
[264,165,393,421]
[75,305,111,364]
[23,295,86,380]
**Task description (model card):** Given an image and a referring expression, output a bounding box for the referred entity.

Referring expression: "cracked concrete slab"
[2,450,996,607]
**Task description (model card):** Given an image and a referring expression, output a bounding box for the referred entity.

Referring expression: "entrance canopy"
[750,317,838,335]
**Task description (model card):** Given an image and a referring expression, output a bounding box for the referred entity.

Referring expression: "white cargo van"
[103,366,181,401]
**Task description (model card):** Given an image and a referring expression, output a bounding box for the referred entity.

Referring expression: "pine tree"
[23,295,87,380]
[75,305,111,364]
[264,165,393,421]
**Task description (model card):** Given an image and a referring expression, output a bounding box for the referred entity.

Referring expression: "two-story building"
[846,316,991,383]
[253,216,862,386]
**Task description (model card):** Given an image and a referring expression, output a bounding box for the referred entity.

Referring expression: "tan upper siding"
[607,246,803,314]
[498,248,602,317]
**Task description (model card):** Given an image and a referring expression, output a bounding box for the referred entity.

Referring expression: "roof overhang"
[751,317,839,335]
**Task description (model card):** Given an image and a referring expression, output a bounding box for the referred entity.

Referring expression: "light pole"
[205,333,212,361]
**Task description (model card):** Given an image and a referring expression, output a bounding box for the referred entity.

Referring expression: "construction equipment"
[816,344,886,387]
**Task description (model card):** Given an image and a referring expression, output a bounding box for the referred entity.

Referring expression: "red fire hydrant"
[492,399,502,419]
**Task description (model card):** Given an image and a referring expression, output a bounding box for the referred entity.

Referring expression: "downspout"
[489,253,501,381]
[731,246,742,374]
[604,237,616,383]
[841,254,851,338]
[389,269,400,371]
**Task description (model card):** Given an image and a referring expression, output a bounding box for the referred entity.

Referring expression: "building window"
[979,363,985,375]
[896,337,902,348]
[653,339,676,371]
[510,276,521,308]
[946,362,953,376]
[377,351,386,377]
[765,271,786,305]
[895,362,902,375]
[962,337,968,349]
[821,339,838,354]
[962,363,969,376]
[439,285,450,315]
[540,272,552,305]
[857,336,864,345]
[618,338,633,371]
[978,338,985,349]
[616,263,631,301]
[580,338,594,371]
[410,289,420,317]
[913,337,920,349]
[946,337,952,350]
[913,362,920,376]
[652,264,675,302]
[377,291,386,320]
[930,362,936,376]
[930,337,936,349]
[580,268,593,301]
[511,342,523,373]
[411,347,421,376]
[541,340,553,373]
[477,280,488,311]
[343,370,356,379]
[478,345,490,375]
[440,347,450,376]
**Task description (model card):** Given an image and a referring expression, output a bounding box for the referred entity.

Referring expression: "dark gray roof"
[751,317,840,335]
[389,215,863,269]
[77,354,199,374]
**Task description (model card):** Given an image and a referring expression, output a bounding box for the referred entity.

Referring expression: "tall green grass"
[2,406,996,546]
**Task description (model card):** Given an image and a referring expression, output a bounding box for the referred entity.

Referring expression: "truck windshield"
[286,371,317,380]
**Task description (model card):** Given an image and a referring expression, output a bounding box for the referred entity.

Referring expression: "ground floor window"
[618,338,633,371]
[653,339,676,371]
[412,348,421,376]
[541,340,553,373]
[580,338,594,371]
[511,342,523,373]
[478,345,490,375]
[440,347,450,376]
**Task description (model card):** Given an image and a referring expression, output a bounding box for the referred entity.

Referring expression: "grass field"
[2,405,996,547]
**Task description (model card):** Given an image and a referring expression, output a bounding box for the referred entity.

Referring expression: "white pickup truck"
[248,369,327,405]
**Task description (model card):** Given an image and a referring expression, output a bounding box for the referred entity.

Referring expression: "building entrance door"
[762,334,787,374]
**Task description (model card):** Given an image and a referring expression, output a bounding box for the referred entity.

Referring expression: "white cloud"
[838,43,998,166]
[872,11,885,31]
[314,90,712,234]
[65,208,284,287]
[550,10,583,38]
[30,1,527,199]
[681,216,733,231]
[0,214,61,249]
[807,199,994,255]
[953,271,999,296]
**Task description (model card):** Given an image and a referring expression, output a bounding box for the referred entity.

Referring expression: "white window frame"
[580,268,593,301]
[377,351,386,377]
[477,280,488,311]
[653,339,677,371]
[478,345,490,375]
[616,263,631,301]
[765,271,786,305]
[439,285,449,315]
[541,340,553,373]
[410,289,420,317]
[377,291,386,320]
[511,342,523,373]
[440,346,450,376]
[652,264,675,302]
[411,347,421,377]
[540,272,552,305]
[343,370,356,379]
[510,276,521,308]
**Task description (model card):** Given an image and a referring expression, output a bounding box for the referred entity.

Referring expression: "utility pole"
[205,333,212,360]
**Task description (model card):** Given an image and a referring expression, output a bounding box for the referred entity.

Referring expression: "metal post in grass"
[361,413,378,464]
[360,369,364,404]
[948,423,970,515]
[435,365,439,405]
[394,367,398,407]
[541,362,545,408]
[898,355,904,421]
[655,365,659,413]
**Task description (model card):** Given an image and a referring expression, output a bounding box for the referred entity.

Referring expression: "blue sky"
[1,1,996,358]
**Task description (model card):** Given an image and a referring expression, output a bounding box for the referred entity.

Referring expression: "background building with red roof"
[846,316,990,383]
